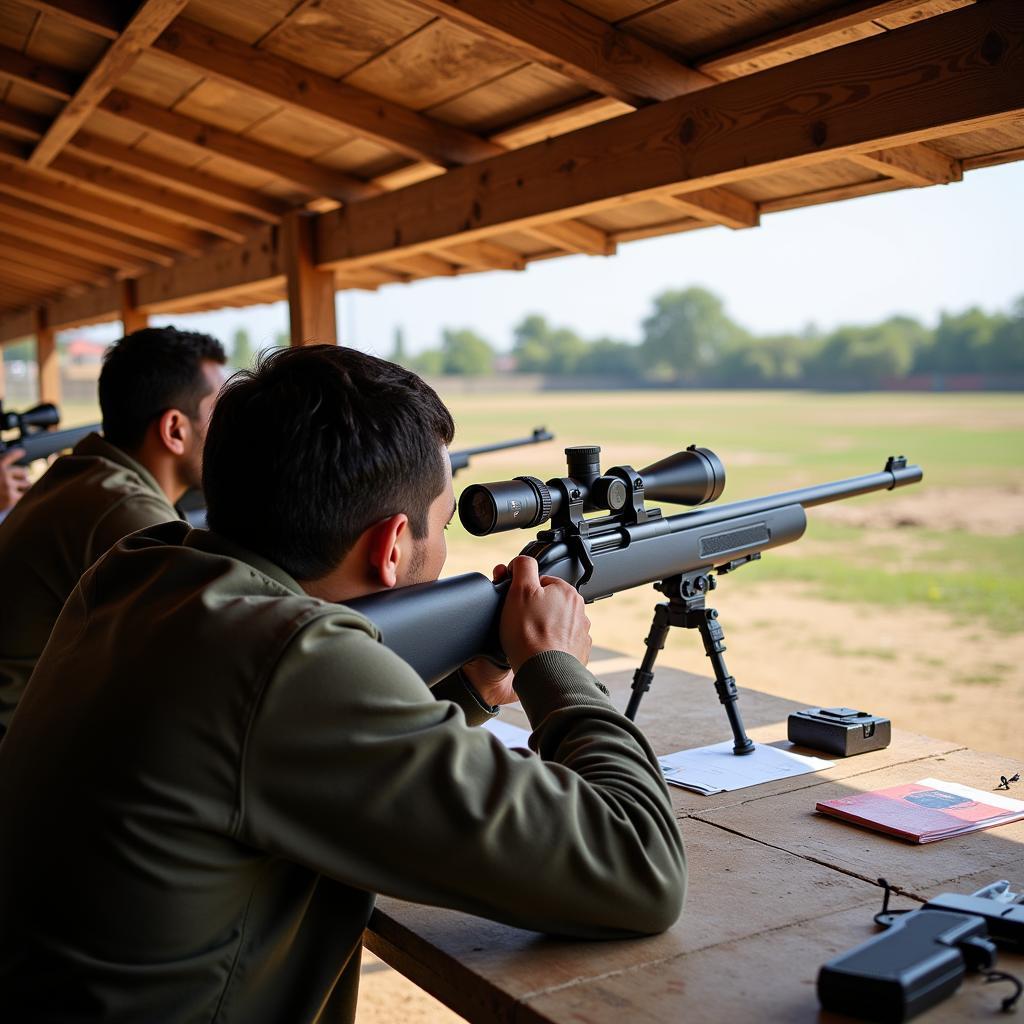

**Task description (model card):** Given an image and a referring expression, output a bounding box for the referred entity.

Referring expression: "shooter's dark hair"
[203,345,455,581]
[99,327,226,450]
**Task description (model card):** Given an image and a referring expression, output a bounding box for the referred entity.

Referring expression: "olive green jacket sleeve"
[239,617,685,939]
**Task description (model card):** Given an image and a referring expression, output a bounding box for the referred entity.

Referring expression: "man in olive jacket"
[0,327,225,735]
[0,345,685,1023]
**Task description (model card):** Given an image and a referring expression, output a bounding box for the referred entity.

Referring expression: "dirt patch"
[814,486,1024,535]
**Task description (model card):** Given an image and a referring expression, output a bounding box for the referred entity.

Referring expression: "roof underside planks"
[0,0,1021,342]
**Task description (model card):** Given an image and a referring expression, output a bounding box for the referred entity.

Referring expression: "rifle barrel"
[6,424,98,466]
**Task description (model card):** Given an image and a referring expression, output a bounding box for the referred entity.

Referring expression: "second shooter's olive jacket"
[0,432,179,734]
[0,521,686,1024]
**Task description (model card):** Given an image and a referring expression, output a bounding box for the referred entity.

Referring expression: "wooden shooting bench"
[365,649,1024,1023]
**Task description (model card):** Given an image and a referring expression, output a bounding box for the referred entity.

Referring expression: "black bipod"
[624,555,761,755]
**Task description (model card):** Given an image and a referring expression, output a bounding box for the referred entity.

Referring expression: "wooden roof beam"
[412,0,712,105]
[152,18,503,167]
[0,231,115,284]
[15,1,124,40]
[848,142,963,185]
[656,187,760,229]
[524,221,616,256]
[44,281,123,332]
[28,0,190,168]
[0,136,261,242]
[0,46,379,204]
[440,240,526,272]
[0,195,172,269]
[99,93,382,203]
[314,0,1024,270]
[695,0,930,77]
[0,310,36,345]
[0,161,209,254]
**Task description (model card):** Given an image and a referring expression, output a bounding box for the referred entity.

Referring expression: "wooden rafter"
[0,136,260,242]
[655,188,760,230]
[28,0,189,168]
[0,195,173,268]
[694,0,934,76]
[0,160,210,253]
[848,142,962,185]
[313,0,1023,270]
[15,0,123,40]
[0,230,114,283]
[152,18,503,167]
[0,46,380,203]
[410,0,712,105]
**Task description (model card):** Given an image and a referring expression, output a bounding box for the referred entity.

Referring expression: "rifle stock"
[348,459,923,686]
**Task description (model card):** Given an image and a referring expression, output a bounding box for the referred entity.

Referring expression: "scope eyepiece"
[459,475,552,537]
[458,444,726,536]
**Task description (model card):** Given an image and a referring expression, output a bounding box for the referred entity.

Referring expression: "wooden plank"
[696,1,925,77]
[315,0,1024,270]
[440,239,526,271]
[0,43,82,100]
[152,17,503,166]
[523,903,1024,1024]
[6,260,78,292]
[963,144,1024,170]
[99,91,382,202]
[411,0,712,106]
[525,220,616,256]
[0,196,172,268]
[65,130,287,222]
[120,279,148,334]
[693,747,1024,893]
[0,230,112,283]
[849,141,963,184]
[134,224,282,312]
[30,148,261,242]
[760,178,907,213]
[15,1,124,40]
[282,212,337,346]
[29,0,190,168]
[657,186,760,228]
[382,252,458,278]
[44,280,121,330]
[34,309,60,405]
[0,159,210,253]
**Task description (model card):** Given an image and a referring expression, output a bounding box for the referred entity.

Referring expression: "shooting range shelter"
[0,0,1022,399]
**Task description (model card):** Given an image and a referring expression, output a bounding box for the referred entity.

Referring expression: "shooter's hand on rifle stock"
[461,563,517,706]
[0,448,29,512]
[501,555,592,674]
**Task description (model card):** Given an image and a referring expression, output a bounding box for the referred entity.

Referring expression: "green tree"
[716,334,809,385]
[576,338,640,377]
[273,331,289,349]
[914,308,999,373]
[989,295,1024,373]
[640,287,747,381]
[232,327,253,369]
[411,349,443,376]
[511,314,586,374]
[441,328,494,376]
[810,316,921,385]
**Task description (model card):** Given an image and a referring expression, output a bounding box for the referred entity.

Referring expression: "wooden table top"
[365,648,1024,1023]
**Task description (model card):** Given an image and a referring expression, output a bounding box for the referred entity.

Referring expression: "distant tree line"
[395,288,1024,386]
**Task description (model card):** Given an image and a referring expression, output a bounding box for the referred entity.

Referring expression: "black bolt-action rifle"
[349,445,923,755]
[0,402,96,466]
[447,427,553,475]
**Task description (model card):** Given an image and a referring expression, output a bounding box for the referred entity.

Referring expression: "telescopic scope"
[459,444,725,536]
[0,402,60,434]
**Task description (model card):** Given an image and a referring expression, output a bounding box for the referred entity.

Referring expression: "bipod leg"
[625,602,671,721]
[694,609,755,755]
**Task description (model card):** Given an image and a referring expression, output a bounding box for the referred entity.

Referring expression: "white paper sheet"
[483,719,533,750]
[658,740,834,795]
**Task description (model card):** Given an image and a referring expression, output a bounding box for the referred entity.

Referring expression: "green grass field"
[441,389,1024,632]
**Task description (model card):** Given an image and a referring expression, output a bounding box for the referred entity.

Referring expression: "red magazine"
[816,777,1024,843]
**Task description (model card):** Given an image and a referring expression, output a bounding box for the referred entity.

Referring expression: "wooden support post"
[282,212,337,347]
[34,309,60,406]
[120,279,149,335]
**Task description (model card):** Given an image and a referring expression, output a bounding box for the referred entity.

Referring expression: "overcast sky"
[79,161,1023,356]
